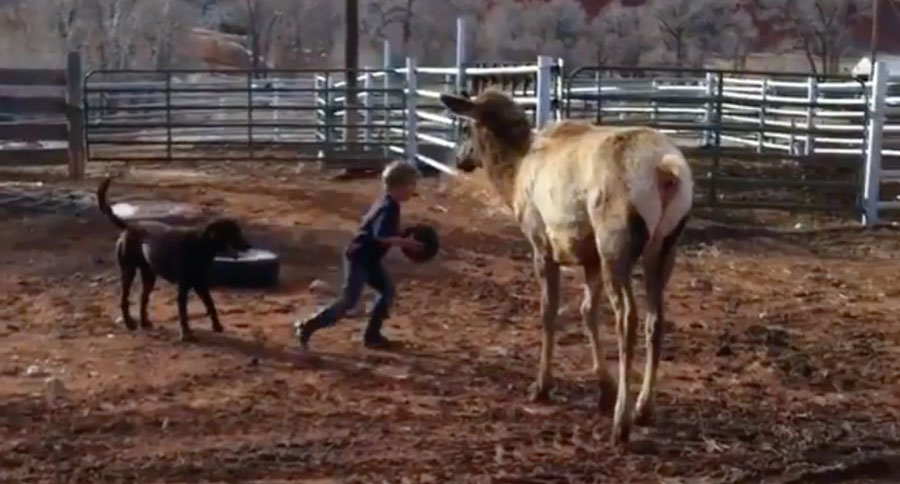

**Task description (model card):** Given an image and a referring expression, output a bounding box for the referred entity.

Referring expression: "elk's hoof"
[634,405,654,427]
[528,382,552,403]
[611,423,631,445]
[598,380,617,414]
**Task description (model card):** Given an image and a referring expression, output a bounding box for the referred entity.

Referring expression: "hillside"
[574,0,898,53]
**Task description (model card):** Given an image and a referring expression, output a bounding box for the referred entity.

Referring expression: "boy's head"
[382,160,419,202]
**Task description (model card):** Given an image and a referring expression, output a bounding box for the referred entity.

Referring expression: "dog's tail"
[97,177,128,230]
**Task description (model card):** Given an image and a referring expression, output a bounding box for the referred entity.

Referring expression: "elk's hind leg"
[635,216,687,426]
[598,211,647,444]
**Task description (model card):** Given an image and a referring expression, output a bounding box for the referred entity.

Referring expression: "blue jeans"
[313,256,394,336]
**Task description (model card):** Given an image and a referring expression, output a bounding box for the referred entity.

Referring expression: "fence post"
[246,71,254,160]
[651,78,659,122]
[165,72,172,162]
[789,118,797,156]
[535,55,553,129]
[863,60,887,226]
[383,40,392,159]
[273,77,280,141]
[805,76,818,156]
[323,73,334,160]
[405,56,418,167]
[453,16,468,153]
[703,72,715,147]
[708,71,725,208]
[758,78,767,153]
[363,69,372,144]
[455,17,467,94]
[65,51,85,180]
[555,57,564,122]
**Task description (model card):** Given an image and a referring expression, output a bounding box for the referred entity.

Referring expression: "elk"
[440,90,693,444]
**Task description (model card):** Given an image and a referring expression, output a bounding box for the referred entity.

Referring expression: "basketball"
[401,224,440,263]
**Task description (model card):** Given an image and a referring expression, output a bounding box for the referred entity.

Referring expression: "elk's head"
[440,89,532,173]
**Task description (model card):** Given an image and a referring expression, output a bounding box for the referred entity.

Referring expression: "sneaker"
[293,318,317,351]
[363,332,393,350]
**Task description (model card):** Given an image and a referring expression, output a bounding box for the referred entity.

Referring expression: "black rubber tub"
[211,249,280,288]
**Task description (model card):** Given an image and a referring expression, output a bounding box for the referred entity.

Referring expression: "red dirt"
[1,163,899,483]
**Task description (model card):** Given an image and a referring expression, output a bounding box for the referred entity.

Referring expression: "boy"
[294,160,424,350]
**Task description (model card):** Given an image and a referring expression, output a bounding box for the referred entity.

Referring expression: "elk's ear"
[440,93,476,118]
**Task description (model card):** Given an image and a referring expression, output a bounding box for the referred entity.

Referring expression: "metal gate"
[83,68,408,167]
[564,65,869,213]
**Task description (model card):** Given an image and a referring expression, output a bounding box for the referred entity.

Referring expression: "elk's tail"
[653,153,693,239]
[97,177,128,230]
[629,150,693,247]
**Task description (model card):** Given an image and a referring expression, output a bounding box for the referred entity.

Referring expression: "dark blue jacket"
[345,193,400,263]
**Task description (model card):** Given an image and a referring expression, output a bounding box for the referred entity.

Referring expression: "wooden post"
[66,51,85,180]
[345,0,359,149]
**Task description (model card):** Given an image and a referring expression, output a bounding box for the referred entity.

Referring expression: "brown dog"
[97,177,251,341]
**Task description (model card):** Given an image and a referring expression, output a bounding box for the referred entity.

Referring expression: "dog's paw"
[179,331,197,343]
[140,320,154,330]
[212,323,224,333]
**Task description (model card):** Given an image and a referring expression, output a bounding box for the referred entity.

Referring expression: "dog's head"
[202,218,251,253]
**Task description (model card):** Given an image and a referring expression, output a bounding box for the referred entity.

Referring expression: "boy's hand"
[400,237,425,251]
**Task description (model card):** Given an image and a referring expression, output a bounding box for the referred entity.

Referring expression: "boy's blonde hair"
[382,160,419,190]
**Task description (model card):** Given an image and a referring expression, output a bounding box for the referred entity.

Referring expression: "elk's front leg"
[581,262,616,412]
[529,252,560,402]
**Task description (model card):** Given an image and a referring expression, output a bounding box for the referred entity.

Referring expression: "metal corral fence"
[79,16,900,225]
[314,52,556,176]
[561,63,900,224]
[564,66,872,215]
[84,68,407,167]
[0,52,85,178]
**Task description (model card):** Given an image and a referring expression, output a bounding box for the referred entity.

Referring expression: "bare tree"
[756,0,870,75]
[361,0,417,53]
[359,0,487,64]
[693,1,756,69]
[588,1,654,67]
[240,0,285,73]
[275,0,341,66]
[480,0,589,64]
[648,0,755,68]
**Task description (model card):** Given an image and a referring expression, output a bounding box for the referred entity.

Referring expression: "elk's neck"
[481,132,532,207]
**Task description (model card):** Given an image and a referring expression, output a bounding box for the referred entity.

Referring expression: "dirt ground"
[1,162,899,484]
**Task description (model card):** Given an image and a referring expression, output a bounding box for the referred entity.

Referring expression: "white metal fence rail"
[80,16,900,225]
